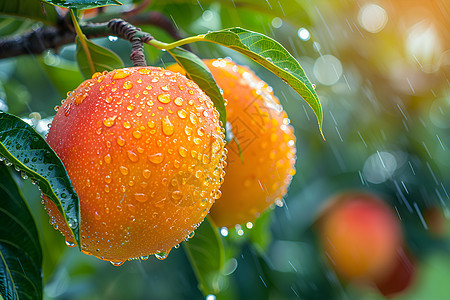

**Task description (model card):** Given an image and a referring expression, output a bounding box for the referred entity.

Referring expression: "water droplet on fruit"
[142,169,151,179]
[148,153,164,164]
[171,190,183,201]
[127,104,135,111]
[174,97,183,106]
[65,240,76,247]
[119,166,129,175]
[155,251,169,260]
[123,81,133,90]
[110,261,125,266]
[138,68,151,75]
[103,116,116,127]
[178,146,188,157]
[105,96,112,103]
[162,116,174,136]
[127,150,139,162]
[132,130,142,139]
[113,69,131,79]
[185,127,192,136]
[193,138,201,145]
[105,175,112,183]
[104,154,111,164]
[158,93,171,104]
[123,121,131,129]
[140,255,150,260]
[177,109,187,119]
[197,127,205,136]
[161,85,170,91]
[189,113,198,125]
[117,136,125,146]
[147,120,155,128]
[134,193,148,203]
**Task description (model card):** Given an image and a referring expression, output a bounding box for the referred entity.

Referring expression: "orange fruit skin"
[168,59,296,228]
[319,192,402,281]
[45,67,226,263]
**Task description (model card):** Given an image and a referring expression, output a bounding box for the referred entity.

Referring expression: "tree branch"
[0,11,189,60]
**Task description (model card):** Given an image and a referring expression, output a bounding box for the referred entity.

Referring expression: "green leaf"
[75,37,124,79]
[42,0,122,10]
[203,27,323,137]
[167,47,227,128]
[0,0,59,25]
[0,112,80,248]
[39,55,84,97]
[183,216,225,296]
[0,164,43,300]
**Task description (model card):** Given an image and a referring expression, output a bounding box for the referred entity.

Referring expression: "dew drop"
[117,136,126,146]
[147,120,155,128]
[142,169,151,179]
[155,251,169,260]
[105,175,112,183]
[171,190,183,201]
[162,116,174,136]
[138,68,151,75]
[197,127,205,136]
[123,81,133,90]
[68,218,78,229]
[123,121,131,129]
[110,261,125,266]
[178,146,188,157]
[105,96,112,103]
[113,69,131,79]
[119,166,129,175]
[161,85,170,91]
[134,193,148,203]
[189,113,198,125]
[185,127,192,136]
[148,153,164,164]
[140,255,150,260]
[133,130,142,139]
[158,93,171,104]
[127,104,135,111]
[177,109,187,119]
[127,150,139,162]
[104,154,112,164]
[174,97,183,106]
[65,240,76,247]
[103,116,116,127]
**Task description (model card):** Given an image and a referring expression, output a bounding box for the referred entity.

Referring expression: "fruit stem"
[70,10,96,74]
[146,35,206,50]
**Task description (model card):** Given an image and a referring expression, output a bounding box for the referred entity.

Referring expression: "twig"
[107,19,153,67]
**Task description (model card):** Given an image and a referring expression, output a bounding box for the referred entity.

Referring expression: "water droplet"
[133,130,142,139]
[119,166,129,175]
[202,154,210,164]
[106,141,111,148]
[105,96,112,103]
[138,68,151,75]
[178,146,188,157]
[123,81,133,90]
[175,109,186,119]
[162,116,174,136]
[152,77,159,83]
[197,127,205,136]
[103,116,116,127]
[110,261,125,266]
[148,153,164,164]
[171,190,183,201]
[113,69,131,79]
[185,127,192,136]
[161,85,170,91]
[127,150,139,162]
[194,138,201,145]
[104,154,112,164]
[105,175,112,183]
[147,120,155,128]
[68,218,78,229]
[155,251,169,260]
[117,136,126,146]
[123,121,131,129]
[214,190,222,199]
[127,104,135,111]
[189,113,198,125]
[158,93,171,104]
[174,97,183,106]
[134,193,148,203]
[65,240,76,247]
[143,169,151,179]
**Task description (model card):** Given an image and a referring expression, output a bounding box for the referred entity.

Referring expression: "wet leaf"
[204,27,323,137]
[41,0,122,10]
[167,47,227,128]
[183,216,225,296]
[0,112,80,248]
[75,37,124,79]
[0,164,43,300]
[0,0,58,25]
